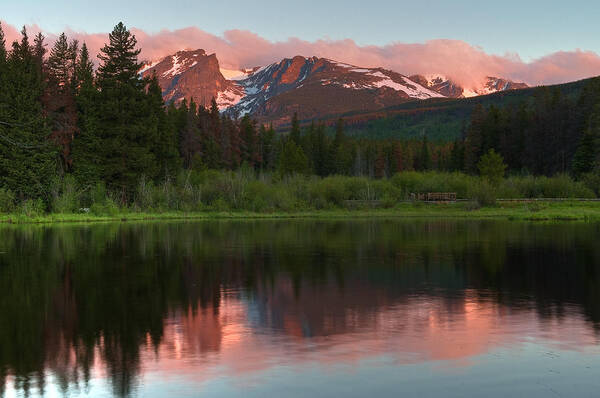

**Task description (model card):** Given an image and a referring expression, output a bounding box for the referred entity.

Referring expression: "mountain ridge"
[141,49,528,125]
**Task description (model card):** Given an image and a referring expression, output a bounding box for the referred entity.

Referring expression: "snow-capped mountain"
[141,49,528,124]
[409,74,528,98]
[226,56,445,119]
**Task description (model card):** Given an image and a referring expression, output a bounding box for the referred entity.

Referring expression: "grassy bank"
[2,170,599,224]
[2,201,600,224]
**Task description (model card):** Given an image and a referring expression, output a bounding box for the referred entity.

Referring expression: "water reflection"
[0,220,599,396]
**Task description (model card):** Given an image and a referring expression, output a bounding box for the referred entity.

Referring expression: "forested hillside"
[323,78,594,141]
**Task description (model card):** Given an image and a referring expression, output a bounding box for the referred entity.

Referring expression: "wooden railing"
[412,193,457,202]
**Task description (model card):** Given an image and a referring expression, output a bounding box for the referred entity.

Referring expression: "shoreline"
[1,201,600,225]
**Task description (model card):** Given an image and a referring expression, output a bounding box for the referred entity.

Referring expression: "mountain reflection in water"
[0,220,599,397]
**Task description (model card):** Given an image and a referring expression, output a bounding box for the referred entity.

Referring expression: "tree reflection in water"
[0,220,599,396]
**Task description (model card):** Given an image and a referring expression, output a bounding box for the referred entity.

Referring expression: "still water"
[1,220,599,397]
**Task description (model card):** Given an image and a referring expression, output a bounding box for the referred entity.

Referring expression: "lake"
[1,220,599,397]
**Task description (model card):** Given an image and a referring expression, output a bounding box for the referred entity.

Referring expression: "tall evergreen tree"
[0,27,58,200]
[147,75,180,176]
[72,22,158,199]
[74,43,94,88]
[239,114,261,168]
[71,42,101,183]
[289,112,301,145]
[0,23,7,104]
[572,105,600,175]
[47,33,73,86]
[416,135,431,171]
[278,139,309,176]
[330,118,347,174]
[45,33,79,170]
[0,22,7,65]
[464,104,486,173]
[178,99,201,168]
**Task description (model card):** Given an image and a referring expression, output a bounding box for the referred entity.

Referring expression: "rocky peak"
[140,49,243,108]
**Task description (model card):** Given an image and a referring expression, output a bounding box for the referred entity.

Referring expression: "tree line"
[450,81,600,177]
[0,22,599,208]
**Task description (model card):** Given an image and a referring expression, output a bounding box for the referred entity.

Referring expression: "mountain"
[409,75,529,98]
[141,49,528,125]
[225,56,447,124]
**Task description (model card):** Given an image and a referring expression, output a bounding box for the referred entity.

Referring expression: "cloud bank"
[2,21,600,88]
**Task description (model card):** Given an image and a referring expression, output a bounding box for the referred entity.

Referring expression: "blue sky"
[2,0,599,61]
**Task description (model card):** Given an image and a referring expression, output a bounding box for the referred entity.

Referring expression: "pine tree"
[0,22,7,64]
[45,33,79,170]
[450,140,464,171]
[71,43,101,183]
[147,75,180,176]
[289,112,301,145]
[330,118,347,174]
[464,104,486,173]
[97,22,142,85]
[240,115,258,167]
[75,43,94,88]
[0,27,58,201]
[278,139,309,176]
[32,32,46,74]
[260,124,276,171]
[202,98,223,168]
[73,22,158,199]
[178,98,201,168]
[572,105,600,175]
[478,149,507,184]
[309,123,328,176]
[393,142,404,174]
[374,148,386,178]
[47,33,72,86]
[0,22,7,103]
[416,135,431,171]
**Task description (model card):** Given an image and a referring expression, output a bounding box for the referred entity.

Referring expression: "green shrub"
[135,176,155,210]
[309,177,351,208]
[153,178,177,212]
[0,188,16,213]
[469,181,497,207]
[211,198,230,212]
[90,182,108,206]
[581,172,600,197]
[52,175,80,213]
[372,179,403,203]
[280,175,310,206]
[538,174,594,198]
[20,199,46,217]
[177,171,203,211]
[90,197,119,216]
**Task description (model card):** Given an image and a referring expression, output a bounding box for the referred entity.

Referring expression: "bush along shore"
[1,170,599,224]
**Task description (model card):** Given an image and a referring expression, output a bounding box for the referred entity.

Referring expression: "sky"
[2,0,600,87]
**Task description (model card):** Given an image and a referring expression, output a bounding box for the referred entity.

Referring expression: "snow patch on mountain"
[371,75,445,99]
[216,87,245,110]
[220,68,251,81]
[162,55,182,77]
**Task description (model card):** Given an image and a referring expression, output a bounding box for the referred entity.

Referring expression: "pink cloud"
[2,21,599,88]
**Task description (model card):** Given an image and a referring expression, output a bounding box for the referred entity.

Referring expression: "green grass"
[1,201,599,225]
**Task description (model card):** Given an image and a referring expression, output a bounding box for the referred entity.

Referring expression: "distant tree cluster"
[0,21,599,206]
[450,82,600,177]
